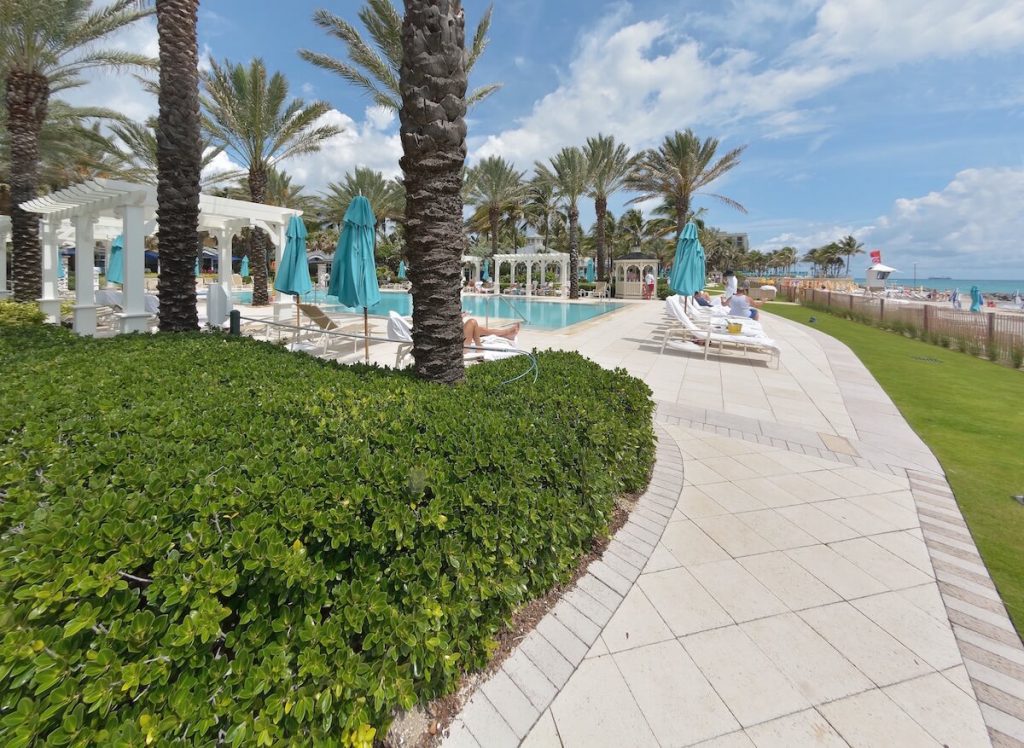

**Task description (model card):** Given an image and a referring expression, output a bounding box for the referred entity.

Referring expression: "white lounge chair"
[661,296,780,368]
[296,303,375,358]
[387,311,520,368]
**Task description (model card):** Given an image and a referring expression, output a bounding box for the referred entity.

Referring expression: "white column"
[526,261,533,297]
[214,229,233,296]
[73,215,97,336]
[0,222,9,299]
[118,205,149,333]
[38,220,61,322]
[493,260,501,294]
[272,221,293,322]
[561,261,569,297]
[104,243,113,288]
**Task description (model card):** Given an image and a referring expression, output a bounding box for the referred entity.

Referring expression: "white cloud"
[284,108,403,192]
[762,167,1024,275]
[201,149,243,185]
[472,1,1024,168]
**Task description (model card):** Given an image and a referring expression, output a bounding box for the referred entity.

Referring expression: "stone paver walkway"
[435,301,1024,748]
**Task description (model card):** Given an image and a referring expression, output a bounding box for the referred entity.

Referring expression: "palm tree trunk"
[675,194,690,241]
[568,204,580,299]
[400,0,468,384]
[5,70,49,302]
[154,0,201,331]
[247,166,270,306]
[489,204,499,257]
[595,195,607,282]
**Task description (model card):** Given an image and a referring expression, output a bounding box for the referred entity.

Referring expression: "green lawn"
[763,302,1024,634]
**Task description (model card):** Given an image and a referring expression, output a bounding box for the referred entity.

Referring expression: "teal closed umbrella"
[970,286,984,313]
[240,255,250,277]
[194,256,200,277]
[585,257,595,283]
[329,196,380,362]
[275,215,313,329]
[57,252,65,280]
[482,259,490,282]
[397,260,407,280]
[106,235,124,285]
[668,222,705,302]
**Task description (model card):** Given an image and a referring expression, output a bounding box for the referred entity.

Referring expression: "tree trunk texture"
[568,205,580,299]
[489,204,499,257]
[247,167,270,306]
[5,71,48,302]
[595,195,607,282]
[155,0,201,331]
[400,0,469,384]
[675,194,690,241]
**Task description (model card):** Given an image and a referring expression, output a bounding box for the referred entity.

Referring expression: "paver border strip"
[442,425,684,747]
[905,471,1024,747]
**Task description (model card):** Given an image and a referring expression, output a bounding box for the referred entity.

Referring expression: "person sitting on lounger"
[727,287,760,320]
[462,312,520,347]
[695,291,713,307]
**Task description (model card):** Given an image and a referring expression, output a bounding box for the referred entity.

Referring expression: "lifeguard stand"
[865,263,897,296]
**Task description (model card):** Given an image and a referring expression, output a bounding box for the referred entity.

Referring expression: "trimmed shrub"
[0,302,46,327]
[656,280,671,300]
[0,325,654,747]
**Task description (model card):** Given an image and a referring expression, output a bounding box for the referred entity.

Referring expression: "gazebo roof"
[492,251,570,262]
[20,178,301,233]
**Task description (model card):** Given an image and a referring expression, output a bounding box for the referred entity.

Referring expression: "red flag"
[870,250,882,264]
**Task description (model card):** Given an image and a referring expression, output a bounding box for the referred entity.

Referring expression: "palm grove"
[0,0,805,383]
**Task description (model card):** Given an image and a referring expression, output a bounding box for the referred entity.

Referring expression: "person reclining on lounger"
[695,290,714,307]
[462,312,520,347]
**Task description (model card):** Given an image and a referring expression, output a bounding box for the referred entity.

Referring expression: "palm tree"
[835,234,864,275]
[300,0,499,111]
[627,129,747,241]
[523,178,559,251]
[0,0,152,302]
[535,147,590,299]
[108,117,233,187]
[203,58,341,305]
[584,134,635,282]
[399,0,469,384]
[319,166,404,237]
[465,156,528,258]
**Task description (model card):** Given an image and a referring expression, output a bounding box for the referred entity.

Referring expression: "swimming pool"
[232,291,624,331]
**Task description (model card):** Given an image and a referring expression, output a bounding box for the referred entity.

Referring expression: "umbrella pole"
[363,307,369,364]
[294,294,300,340]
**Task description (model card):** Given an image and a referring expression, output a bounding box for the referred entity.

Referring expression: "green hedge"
[0,302,46,327]
[0,324,655,747]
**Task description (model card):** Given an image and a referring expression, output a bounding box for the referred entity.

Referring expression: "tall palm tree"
[319,166,404,237]
[203,58,340,305]
[108,117,233,187]
[535,147,590,299]
[523,178,559,252]
[628,129,747,241]
[583,134,635,282]
[400,0,468,384]
[0,0,152,302]
[835,234,864,275]
[300,0,498,111]
[465,156,528,258]
[153,0,203,331]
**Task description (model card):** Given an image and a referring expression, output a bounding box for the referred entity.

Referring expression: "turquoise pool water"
[233,291,624,331]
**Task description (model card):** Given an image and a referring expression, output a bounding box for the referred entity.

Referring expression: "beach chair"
[660,296,779,368]
[297,303,374,358]
[590,281,608,299]
[388,311,520,368]
[232,273,244,288]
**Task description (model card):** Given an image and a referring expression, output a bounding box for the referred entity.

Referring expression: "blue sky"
[76,0,1024,278]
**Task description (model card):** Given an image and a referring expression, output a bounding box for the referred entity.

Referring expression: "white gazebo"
[0,215,10,299]
[492,251,570,296]
[19,179,301,335]
[613,252,660,299]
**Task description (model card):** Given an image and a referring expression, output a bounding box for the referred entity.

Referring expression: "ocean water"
[854,279,1024,295]
[232,290,625,331]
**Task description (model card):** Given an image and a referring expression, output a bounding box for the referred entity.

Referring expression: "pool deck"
[423,300,1024,748]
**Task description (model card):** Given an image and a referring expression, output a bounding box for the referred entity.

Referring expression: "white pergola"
[613,253,660,299]
[0,215,10,299]
[492,251,570,296]
[19,179,301,335]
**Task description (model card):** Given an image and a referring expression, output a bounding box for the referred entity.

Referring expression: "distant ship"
[927,276,952,280]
